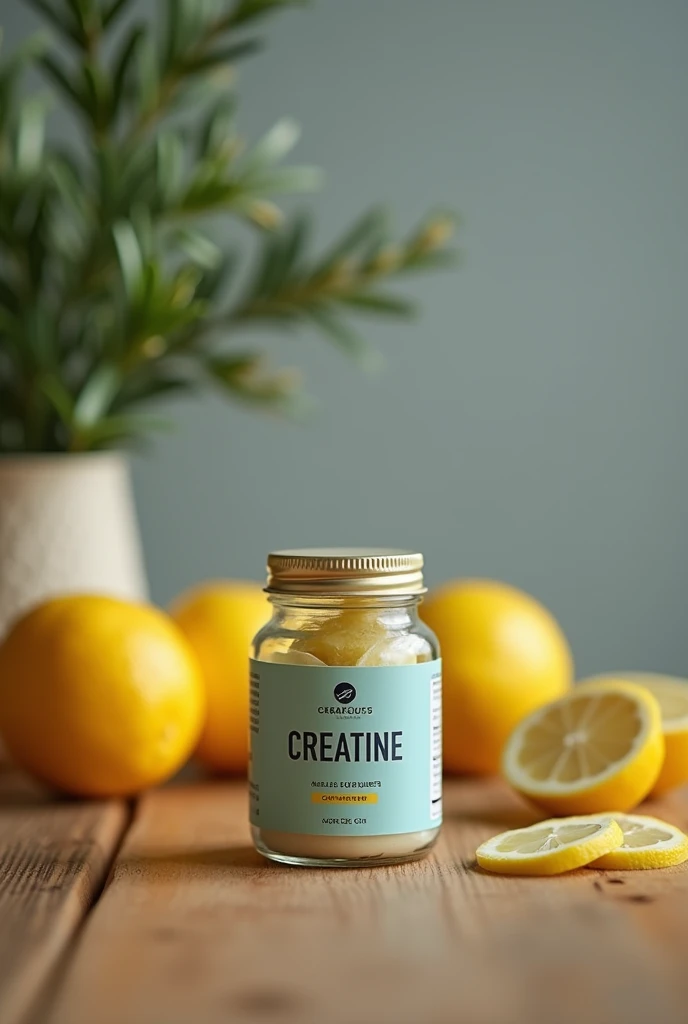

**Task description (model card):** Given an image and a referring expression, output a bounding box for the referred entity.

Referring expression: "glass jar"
[249,548,442,867]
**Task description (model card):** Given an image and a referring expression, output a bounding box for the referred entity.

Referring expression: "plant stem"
[122,12,240,146]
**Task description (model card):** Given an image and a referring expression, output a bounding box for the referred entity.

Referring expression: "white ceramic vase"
[0,453,148,638]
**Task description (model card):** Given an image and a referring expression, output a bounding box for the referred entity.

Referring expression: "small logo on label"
[334,682,356,704]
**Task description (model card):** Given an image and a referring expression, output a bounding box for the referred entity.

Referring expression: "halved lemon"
[502,680,664,815]
[585,812,688,870]
[580,674,688,796]
[476,817,623,875]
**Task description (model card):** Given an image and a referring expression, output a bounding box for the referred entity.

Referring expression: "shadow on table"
[0,762,58,807]
[447,807,540,829]
[436,774,542,830]
[116,844,294,881]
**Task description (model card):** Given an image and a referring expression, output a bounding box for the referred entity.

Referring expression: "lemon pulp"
[579,674,688,796]
[477,817,623,875]
[502,681,664,815]
[587,812,688,869]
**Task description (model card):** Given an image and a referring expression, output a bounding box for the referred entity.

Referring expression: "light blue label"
[249,659,442,836]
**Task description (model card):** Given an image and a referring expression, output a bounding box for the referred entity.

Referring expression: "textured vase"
[0,453,148,638]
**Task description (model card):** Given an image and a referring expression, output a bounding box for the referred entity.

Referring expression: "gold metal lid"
[266,548,425,596]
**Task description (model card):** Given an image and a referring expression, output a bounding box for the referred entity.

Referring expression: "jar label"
[249,659,442,836]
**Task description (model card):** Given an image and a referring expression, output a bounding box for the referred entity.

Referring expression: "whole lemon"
[170,581,270,773]
[421,580,573,775]
[0,595,205,797]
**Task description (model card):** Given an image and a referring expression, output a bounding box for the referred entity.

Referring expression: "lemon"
[631,676,688,795]
[421,580,573,774]
[502,680,664,815]
[476,816,623,875]
[583,812,688,870]
[0,595,204,797]
[580,674,688,796]
[171,581,270,773]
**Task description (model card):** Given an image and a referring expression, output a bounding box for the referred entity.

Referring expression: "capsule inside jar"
[249,549,442,867]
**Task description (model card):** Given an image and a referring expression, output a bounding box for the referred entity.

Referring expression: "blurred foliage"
[0,0,458,452]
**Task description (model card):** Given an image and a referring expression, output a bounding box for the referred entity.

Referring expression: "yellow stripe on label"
[311,792,379,805]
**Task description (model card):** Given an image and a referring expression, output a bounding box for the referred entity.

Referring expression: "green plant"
[0,0,457,453]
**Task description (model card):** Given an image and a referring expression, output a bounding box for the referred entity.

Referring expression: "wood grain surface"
[35,778,688,1024]
[0,767,128,1024]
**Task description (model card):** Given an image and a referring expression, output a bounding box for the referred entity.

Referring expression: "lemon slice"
[580,674,688,796]
[476,817,623,875]
[583,812,688,869]
[502,680,664,815]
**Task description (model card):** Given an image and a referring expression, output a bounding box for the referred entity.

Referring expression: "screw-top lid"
[266,548,425,596]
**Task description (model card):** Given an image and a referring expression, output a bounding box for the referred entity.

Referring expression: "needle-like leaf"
[0,0,457,451]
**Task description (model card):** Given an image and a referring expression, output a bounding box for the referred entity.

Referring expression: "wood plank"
[41,778,688,1024]
[0,766,129,1024]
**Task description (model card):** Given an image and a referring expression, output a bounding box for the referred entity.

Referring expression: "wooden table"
[2,767,688,1024]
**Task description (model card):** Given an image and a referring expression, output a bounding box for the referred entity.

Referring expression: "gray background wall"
[5,0,688,677]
